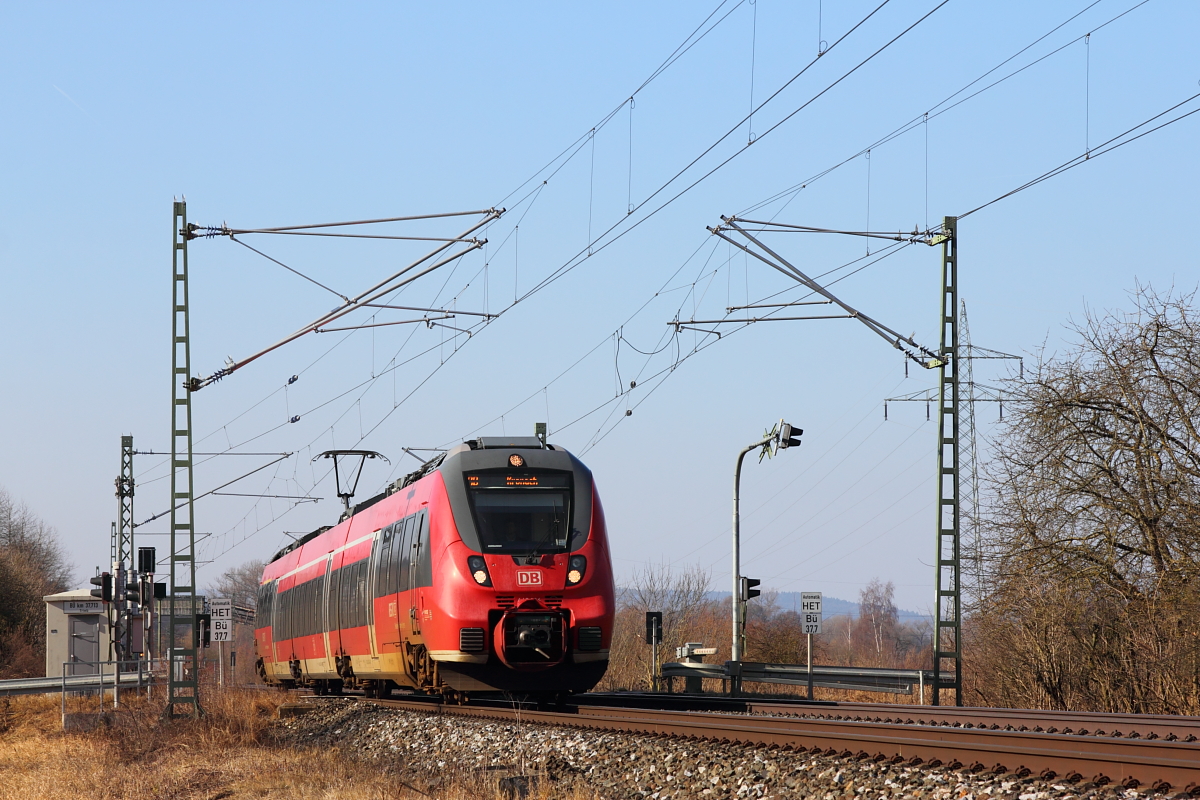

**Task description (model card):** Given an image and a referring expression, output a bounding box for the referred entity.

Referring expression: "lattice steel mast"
[958,303,983,610]
[168,201,201,717]
[115,434,135,661]
[930,216,960,706]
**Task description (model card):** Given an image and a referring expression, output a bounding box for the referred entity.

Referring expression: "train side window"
[395,516,411,591]
[297,582,306,638]
[303,581,311,637]
[416,510,432,588]
[316,576,325,635]
[356,560,368,627]
[280,585,290,642]
[340,564,353,630]
[279,587,290,642]
[346,564,356,628]
[354,562,363,628]
[375,526,392,599]
[391,522,405,597]
[300,582,309,638]
[305,582,311,636]
[313,579,320,635]
[379,528,390,597]
[327,568,339,633]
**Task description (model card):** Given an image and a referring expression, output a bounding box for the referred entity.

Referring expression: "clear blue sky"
[2,1,1197,616]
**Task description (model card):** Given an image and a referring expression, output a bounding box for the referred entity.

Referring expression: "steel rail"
[580,691,1200,739]
[749,701,1200,741]
[341,698,1200,791]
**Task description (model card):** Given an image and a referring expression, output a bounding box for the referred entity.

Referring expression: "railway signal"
[90,572,113,603]
[645,611,663,645]
[732,420,801,668]
[777,421,802,449]
[646,611,663,692]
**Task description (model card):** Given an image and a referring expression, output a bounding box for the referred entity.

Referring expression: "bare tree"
[970,286,1200,713]
[601,563,717,690]
[858,579,899,660]
[206,559,265,609]
[0,488,73,677]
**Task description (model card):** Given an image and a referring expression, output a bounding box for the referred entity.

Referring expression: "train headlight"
[467,555,492,587]
[566,555,587,586]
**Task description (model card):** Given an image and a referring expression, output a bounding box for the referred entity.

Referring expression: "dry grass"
[0,688,597,800]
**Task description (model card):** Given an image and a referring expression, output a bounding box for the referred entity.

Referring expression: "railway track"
[286,693,1200,792]
[579,692,1200,741]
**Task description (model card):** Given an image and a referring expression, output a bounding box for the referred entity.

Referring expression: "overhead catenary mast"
[167,200,202,717]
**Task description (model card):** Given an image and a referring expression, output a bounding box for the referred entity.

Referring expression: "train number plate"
[516,570,543,587]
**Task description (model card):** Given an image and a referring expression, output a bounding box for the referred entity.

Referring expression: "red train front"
[254,436,615,698]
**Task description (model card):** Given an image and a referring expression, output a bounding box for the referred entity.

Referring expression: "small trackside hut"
[254,437,615,699]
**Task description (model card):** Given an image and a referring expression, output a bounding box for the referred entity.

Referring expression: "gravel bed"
[273,699,1185,800]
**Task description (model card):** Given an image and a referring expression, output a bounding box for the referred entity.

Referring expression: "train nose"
[495,607,566,670]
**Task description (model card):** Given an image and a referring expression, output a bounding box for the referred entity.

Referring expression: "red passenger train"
[254,436,615,698]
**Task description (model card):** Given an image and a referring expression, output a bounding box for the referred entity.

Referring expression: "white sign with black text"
[800,591,823,635]
[210,598,233,643]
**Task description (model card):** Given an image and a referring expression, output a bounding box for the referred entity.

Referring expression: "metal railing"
[59,660,155,726]
[661,660,936,700]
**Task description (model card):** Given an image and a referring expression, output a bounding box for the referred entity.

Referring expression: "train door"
[409,511,429,635]
[327,560,342,657]
[378,523,402,648]
[268,580,281,667]
[400,515,415,633]
[321,555,334,671]
[367,529,384,659]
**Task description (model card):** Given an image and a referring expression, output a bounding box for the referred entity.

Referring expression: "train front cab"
[423,437,615,694]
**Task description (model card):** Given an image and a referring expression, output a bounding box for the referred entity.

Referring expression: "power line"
[959,91,1200,219]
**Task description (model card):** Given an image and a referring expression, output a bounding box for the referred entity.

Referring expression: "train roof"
[268,437,569,564]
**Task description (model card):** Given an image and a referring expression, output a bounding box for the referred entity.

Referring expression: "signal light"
[137,546,156,574]
[645,611,663,644]
[90,572,113,603]
[778,421,803,449]
[566,555,587,585]
[196,613,212,648]
[740,577,761,602]
[467,555,491,587]
[126,584,141,604]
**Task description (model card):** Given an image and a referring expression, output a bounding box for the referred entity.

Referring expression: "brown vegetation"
[0,488,72,678]
[0,685,591,800]
[966,287,1200,714]
[598,566,930,701]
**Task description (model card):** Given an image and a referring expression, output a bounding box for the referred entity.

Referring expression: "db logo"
[516,570,543,587]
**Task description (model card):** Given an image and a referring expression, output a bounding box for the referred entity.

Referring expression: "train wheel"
[376,681,393,699]
[330,679,344,695]
[363,681,377,699]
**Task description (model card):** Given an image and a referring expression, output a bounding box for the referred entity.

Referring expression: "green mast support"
[168,200,202,717]
[931,215,961,706]
[116,436,134,566]
[116,434,135,661]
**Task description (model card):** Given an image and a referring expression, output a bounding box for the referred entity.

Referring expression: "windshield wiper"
[523,503,564,565]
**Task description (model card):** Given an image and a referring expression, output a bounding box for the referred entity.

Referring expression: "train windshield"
[465,472,572,554]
